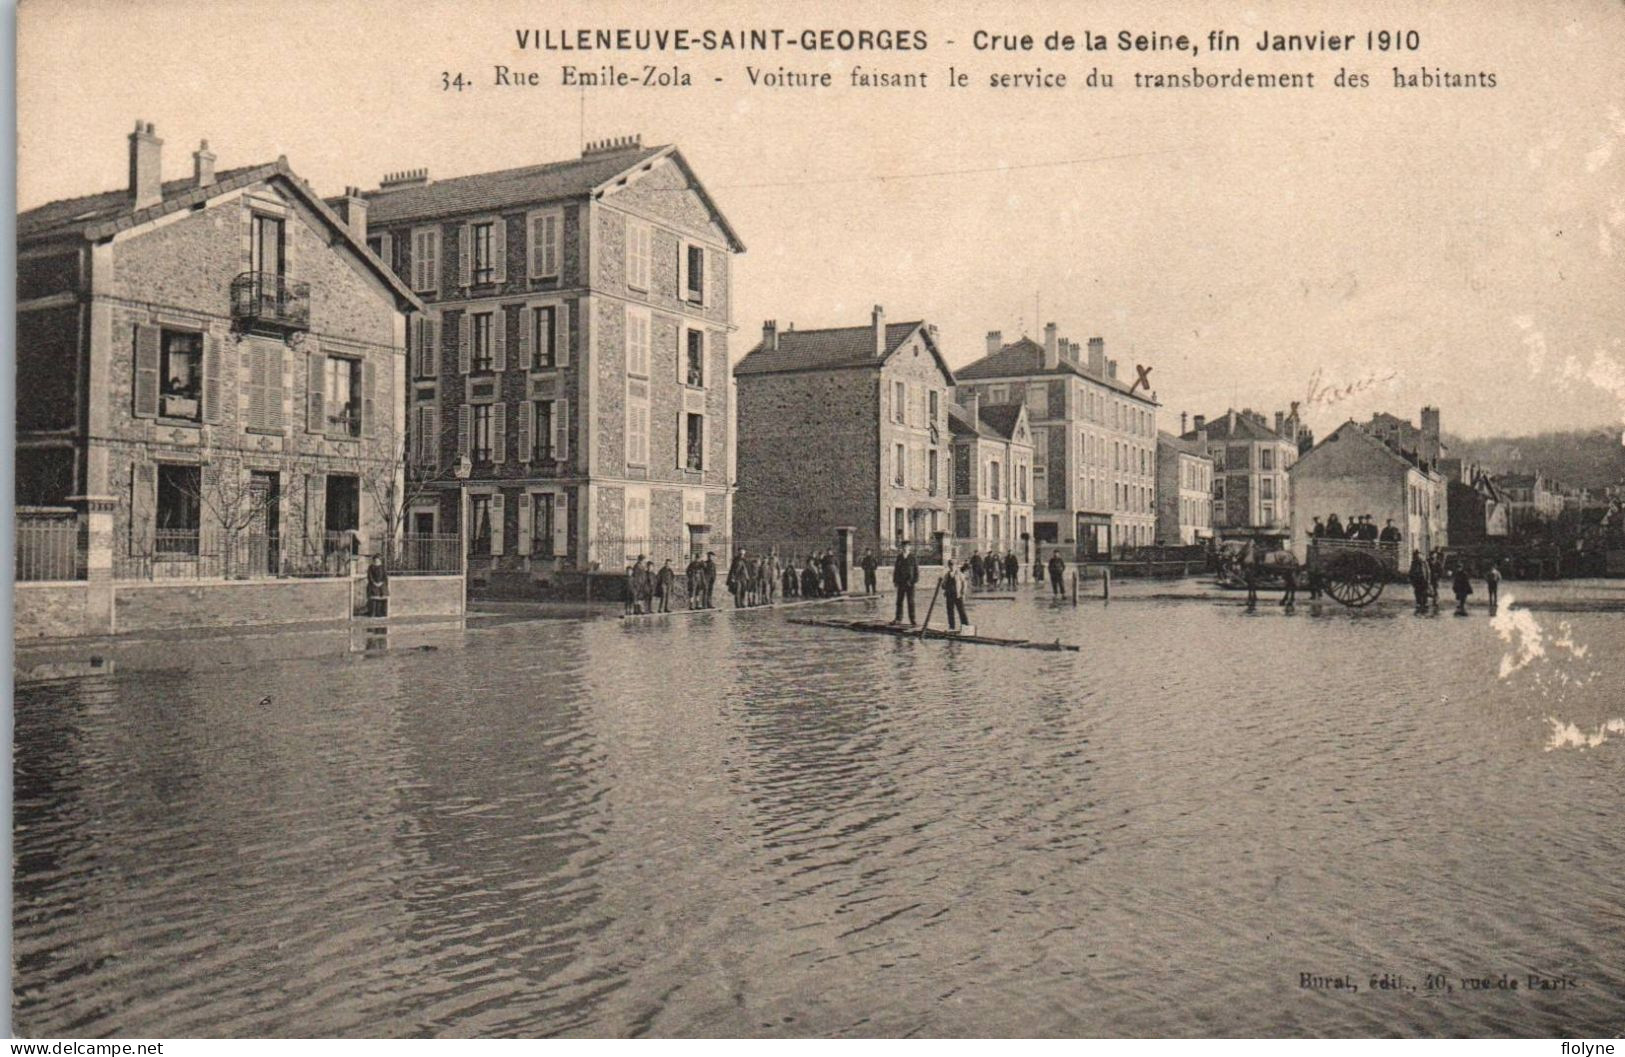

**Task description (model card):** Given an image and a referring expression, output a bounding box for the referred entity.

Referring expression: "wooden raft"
[787,617,1080,652]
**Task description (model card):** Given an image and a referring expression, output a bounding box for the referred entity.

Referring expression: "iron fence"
[16,516,83,581]
[114,530,362,581]
[384,534,463,576]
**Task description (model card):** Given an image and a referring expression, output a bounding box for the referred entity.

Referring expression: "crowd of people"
[1308,514,1404,543]
[624,548,873,614]
[1408,549,1501,615]
[964,549,1023,590]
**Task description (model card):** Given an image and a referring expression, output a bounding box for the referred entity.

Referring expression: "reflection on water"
[13,594,1625,1037]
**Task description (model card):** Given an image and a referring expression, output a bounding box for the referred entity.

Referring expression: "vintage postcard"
[10,0,1625,1041]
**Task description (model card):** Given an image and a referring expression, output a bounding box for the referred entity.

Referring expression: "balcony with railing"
[230,271,311,332]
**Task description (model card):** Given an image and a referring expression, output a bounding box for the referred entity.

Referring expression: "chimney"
[1181,412,1188,434]
[334,186,368,241]
[1197,427,1209,446]
[1043,322,1059,369]
[1107,359,1117,380]
[1087,337,1105,375]
[1420,406,1442,466]
[969,391,980,427]
[986,330,1002,356]
[192,139,215,189]
[1274,411,1284,435]
[871,305,886,358]
[1193,414,1205,432]
[128,120,163,210]
[1227,408,1237,433]
[762,319,778,351]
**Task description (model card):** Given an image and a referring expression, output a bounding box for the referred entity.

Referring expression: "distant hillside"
[1445,428,1625,490]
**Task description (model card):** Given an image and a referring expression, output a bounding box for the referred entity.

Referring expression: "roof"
[947,403,985,438]
[1295,420,1435,477]
[953,336,1158,404]
[1158,430,1209,458]
[1181,411,1286,444]
[363,144,746,251]
[947,401,1025,442]
[735,320,953,383]
[19,159,422,311]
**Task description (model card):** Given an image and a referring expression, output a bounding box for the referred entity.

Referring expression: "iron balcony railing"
[230,271,311,331]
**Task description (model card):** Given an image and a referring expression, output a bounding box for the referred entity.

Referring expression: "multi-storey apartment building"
[17,122,419,572]
[948,397,1035,554]
[954,326,1158,557]
[734,308,954,548]
[1181,407,1302,540]
[360,136,744,578]
[1154,431,1214,545]
[1494,472,1567,536]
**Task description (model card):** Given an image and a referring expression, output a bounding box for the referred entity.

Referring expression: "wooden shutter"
[492,218,507,284]
[247,343,267,429]
[555,303,570,367]
[492,402,506,463]
[553,493,568,557]
[691,246,705,304]
[268,344,285,431]
[458,223,472,286]
[425,316,440,377]
[517,494,532,555]
[517,400,533,463]
[457,404,470,458]
[493,310,507,372]
[362,355,377,436]
[528,213,543,277]
[458,314,470,374]
[489,492,505,555]
[133,324,161,418]
[306,349,325,433]
[555,398,569,461]
[675,412,685,470]
[203,335,222,424]
[515,307,531,369]
[378,233,393,273]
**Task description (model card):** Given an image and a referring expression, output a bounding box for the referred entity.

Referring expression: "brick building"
[359,136,744,579]
[17,122,419,576]
[734,308,954,549]
[948,397,1035,554]
[1154,431,1214,545]
[953,326,1159,557]
[1289,416,1448,559]
[1181,407,1302,541]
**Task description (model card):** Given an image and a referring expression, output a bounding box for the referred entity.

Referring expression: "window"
[412,227,439,292]
[626,305,651,377]
[685,329,705,387]
[1261,477,1275,501]
[531,305,559,368]
[531,493,555,557]
[470,313,495,371]
[893,508,906,542]
[528,210,560,279]
[470,221,496,284]
[928,389,940,426]
[990,461,1002,501]
[1211,448,1225,472]
[684,244,705,302]
[471,403,494,462]
[894,443,906,486]
[251,215,284,277]
[990,385,1007,404]
[684,413,704,471]
[415,401,438,466]
[532,400,554,461]
[1214,477,1227,500]
[1018,462,1027,503]
[1027,384,1048,418]
[893,381,906,424]
[1261,448,1275,471]
[623,488,650,561]
[626,385,649,466]
[325,356,362,437]
[626,218,651,290]
[928,448,938,494]
[468,494,492,555]
[1262,501,1275,524]
[159,330,203,421]
[155,464,201,552]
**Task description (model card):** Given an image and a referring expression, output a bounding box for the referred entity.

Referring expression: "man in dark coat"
[1408,550,1431,609]
[860,550,878,595]
[969,551,983,590]
[1004,550,1019,587]
[1360,516,1380,541]
[1427,549,1445,608]
[821,550,842,597]
[727,549,749,608]
[701,552,717,608]
[892,541,919,624]
[1310,516,1325,539]
[1451,563,1474,615]
[801,558,820,598]
[941,560,970,631]
[1326,513,1344,539]
[1379,519,1402,543]
[1047,551,1066,598]
[655,559,675,613]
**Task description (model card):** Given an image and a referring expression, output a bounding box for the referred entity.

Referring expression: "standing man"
[1326,513,1344,539]
[1486,560,1502,609]
[1408,550,1431,611]
[1047,550,1067,598]
[701,551,718,609]
[625,554,644,615]
[893,540,920,624]
[861,549,879,595]
[1240,538,1259,608]
[1451,563,1474,616]
[1280,561,1298,608]
[1004,549,1019,589]
[655,559,675,613]
[969,550,983,591]
[822,550,842,598]
[1379,519,1402,543]
[728,548,748,608]
[366,554,390,618]
[1310,516,1326,539]
[1427,549,1445,609]
[941,560,970,632]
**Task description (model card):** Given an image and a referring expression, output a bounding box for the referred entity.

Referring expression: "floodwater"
[12,583,1625,1037]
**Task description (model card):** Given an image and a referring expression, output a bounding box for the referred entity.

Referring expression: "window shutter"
[555,398,569,461]
[458,314,471,374]
[457,404,470,458]
[518,400,533,463]
[411,317,425,377]
[378,233,393,273]
[492,401,507,463]
[555,303,570,367]
[426,316,440,377]
[458,223,472,287]
[132,324,161,418]
[307,350,325,433]
[267,344,285,431]
[515,307,531,369]
[247,343,266,429]
[676,412,685,470]
[490,492,505,555]
[426,402,440,466]
[517,494,532,555]
[545,215,559,277]
[493,309,507,372]
[528,213,542,277]
[553,493,569,556]
[493,218,507,284]
[363,355,377,436]
[693,247,705,304]
[676,241,687,299]
[203,335,222,424]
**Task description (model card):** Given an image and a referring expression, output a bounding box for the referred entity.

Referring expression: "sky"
[18,0,1625,441]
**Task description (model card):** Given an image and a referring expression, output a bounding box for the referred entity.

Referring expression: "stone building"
[1439,456,1509,543]
[1494,472,1566,536]
[1180,407,1303,541]
[17,122,420,578]
[1154,431,1214,546]
[953,326,1159,558]
[360,136,744,580]
[733,308,954,549]
[1289,417,1448,559]
[948,397,1035,555]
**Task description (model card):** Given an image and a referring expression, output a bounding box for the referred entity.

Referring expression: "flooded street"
[13,584,1625,1037]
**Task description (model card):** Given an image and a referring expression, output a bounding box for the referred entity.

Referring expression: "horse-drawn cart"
[1218,538,1403,608]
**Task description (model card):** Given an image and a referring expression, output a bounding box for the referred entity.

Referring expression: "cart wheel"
[1324,552,1384,607]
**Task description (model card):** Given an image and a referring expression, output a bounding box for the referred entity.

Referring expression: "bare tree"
[332,419,450,554]
[179,458,279,578]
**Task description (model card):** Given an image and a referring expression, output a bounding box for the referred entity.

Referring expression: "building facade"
[1154,431,1214,545]
[948,397,1035,554]
[954,326,1159,557]
[360,136,744,577]
[1289,418,1448,559]
[17,122,419,575]
[1494,472,1566,536]
[1180,407,1302,540]
[734,308,954,548]
[1439,456,1509,543]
